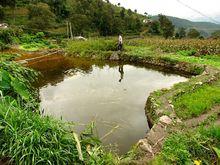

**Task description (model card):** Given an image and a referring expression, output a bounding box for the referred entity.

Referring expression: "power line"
[176,0,220,24]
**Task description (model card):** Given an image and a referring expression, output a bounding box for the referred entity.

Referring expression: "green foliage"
[161,126,220,164]
[27,3,56,30]
[148,20,161,35]
[66,39,117,58]
[0,27,23,50]
[0,62,38,103]
[175,27,186,39]
[173,82,220,119]
[162,133,191,164]
[0,53,20,61]
[177,50,196,56]
[0,28,14,44]
[158,14,175,39]
[0,98,117,164]
[187,28,201,39]
[19,32,56,51]
[0,5,4,21]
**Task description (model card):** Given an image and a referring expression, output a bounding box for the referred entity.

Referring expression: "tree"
[27,3,56,30]
[148,20,160,35]
[120,8,125,19]
[187,28,200,38]
[158,14,175,39]
[0,5,4,21]
[175,27,186,39]
[178,27,186,38]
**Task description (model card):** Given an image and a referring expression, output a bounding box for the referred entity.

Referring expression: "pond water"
[31,55,188,154]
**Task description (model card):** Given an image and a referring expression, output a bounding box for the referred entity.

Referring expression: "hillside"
[0,0,144,36]
[152,15,220,37]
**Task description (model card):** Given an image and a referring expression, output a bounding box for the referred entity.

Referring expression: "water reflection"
[119,65,124,83]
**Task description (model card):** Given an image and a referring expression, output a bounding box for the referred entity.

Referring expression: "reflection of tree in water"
[32,57,94,87]
[118,65,124,83]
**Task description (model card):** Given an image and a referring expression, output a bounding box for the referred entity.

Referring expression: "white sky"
[109,0,220,23]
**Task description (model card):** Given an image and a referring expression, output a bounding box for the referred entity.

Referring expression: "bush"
[0,29,14,44]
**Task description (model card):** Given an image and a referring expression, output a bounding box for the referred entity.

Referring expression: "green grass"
[173,81,220,119]
[163,54,220,68]
[66,38,117,58]
[0,98,118,164]
[0,53,20,61]
[159,125,220,164]
[126,45,220,68]
[19,42,52,51]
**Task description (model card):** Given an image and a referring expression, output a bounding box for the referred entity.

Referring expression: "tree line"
[0,0,145,36]
[0,0,219,38]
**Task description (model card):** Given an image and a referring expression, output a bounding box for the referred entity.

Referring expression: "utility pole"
[66,21,69,39]
[69,22,73,40]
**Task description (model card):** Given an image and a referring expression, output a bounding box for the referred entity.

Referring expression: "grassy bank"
[66,38,220,69]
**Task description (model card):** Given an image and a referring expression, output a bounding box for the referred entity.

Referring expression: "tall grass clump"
[0,98,117,164]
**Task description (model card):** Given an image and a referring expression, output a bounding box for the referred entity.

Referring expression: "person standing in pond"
[118,34,123,51]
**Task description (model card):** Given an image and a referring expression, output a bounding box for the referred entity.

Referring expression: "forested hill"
[0,0,145,36]
[152,15,220,37]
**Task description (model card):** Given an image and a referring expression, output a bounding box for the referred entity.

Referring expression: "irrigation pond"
[28,55,188,154]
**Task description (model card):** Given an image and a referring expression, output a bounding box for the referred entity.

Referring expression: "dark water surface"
[31,55,187,154]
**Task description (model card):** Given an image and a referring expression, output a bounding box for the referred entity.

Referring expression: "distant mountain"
[152,15,220,37]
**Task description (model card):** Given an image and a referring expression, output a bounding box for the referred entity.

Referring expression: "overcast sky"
[109,0,220,23]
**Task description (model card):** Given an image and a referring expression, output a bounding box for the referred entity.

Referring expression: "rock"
[109,52,120,61]
[74,36,87,41]
[138,139,153,154]
[176,118,182,123]
[159,115,172,125]
[170,104,174,110]
[195,82,203,85]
